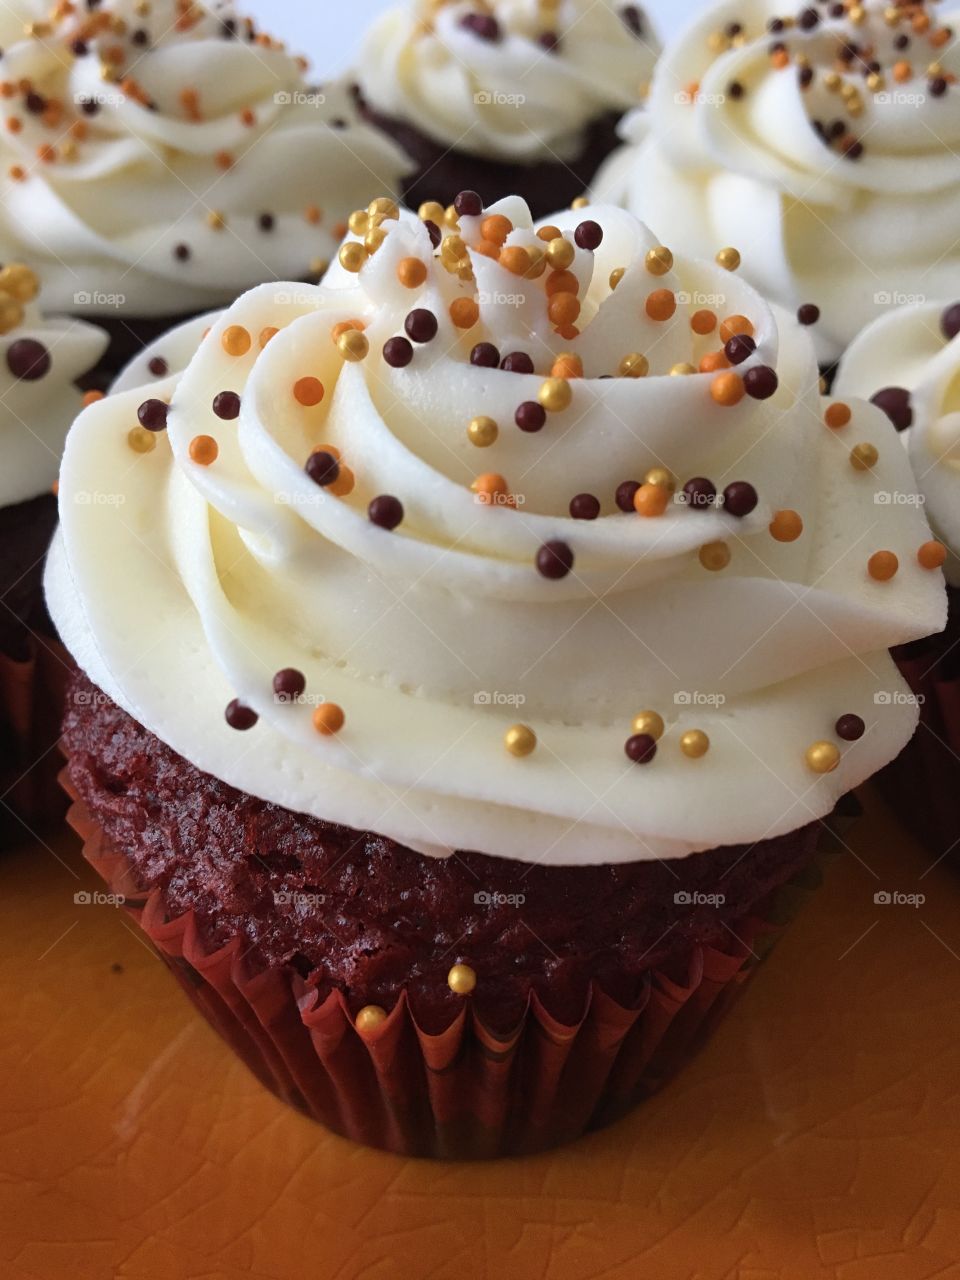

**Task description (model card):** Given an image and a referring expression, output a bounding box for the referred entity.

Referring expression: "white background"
[245,1,697,78]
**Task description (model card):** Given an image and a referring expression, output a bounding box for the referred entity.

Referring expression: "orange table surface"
[1,791,959,1280]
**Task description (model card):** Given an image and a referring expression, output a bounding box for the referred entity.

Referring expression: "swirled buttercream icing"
[0,1,408,317]
[837,300,960,585]
[592,0,960,358]
[47,194,946,865]
[0,261,106,508]
[358,0,659,161]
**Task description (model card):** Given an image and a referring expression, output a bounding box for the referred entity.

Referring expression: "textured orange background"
[1,792,959,1280]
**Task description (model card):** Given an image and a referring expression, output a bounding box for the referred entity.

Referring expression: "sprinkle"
[940,303,960,341]
[699,541,731,571]
[570,493,600,520]
[368,494,404,529]
[645,289,676,321]
[338,330,369,361]
[189,435,218,465]
[670,363,697,377]
[504,724,537,756]
[212,391,240,420]
[551,353,583,379]
[835,714,865,741]
[538,378,572,412]
[225,699,257,730]
[470,342,500,368]
[805,741,840,774]
[221,325,251,357]
[691,309,717,335]
[148,357,168,377]
[355,1006,386,1031]
[273,668,306,701]
[454,189,482,217]
[625,733,657,764]
[404,308,438,343]
[634,483,669,517]
[798,303,821,326]
[536,540,574,579]
[545,269,578,297]
[824,402,852,429]
[312,702,345,735]
[450,297,479,328]
[501,352,534,374]
[744,366,778,399]
[574,220,603,250]
[472,473,509,505]
[682,477,717,508]
[770,510,803,542]
[305,450,339,486]
[722,481,757,517]
[618,352,649,378]
[481,214,512,245]
[645,246,673,276]
[294,377,324,407]
[339,242,366,273]
[631,711,664,740]
[545,237,575,270]
[680,730,710,759]
[616,480,641,512]
[870,387,912,431]
[383,336,413,368]
[548,292,580,327]
[447,963,477,994]
[537,225,563,242]
[515,401,547,433]
[710,372,745,406]
[918,541,947,570]
[849,442,878,471]
[719,315,754,344]
[716,247,741,271]
[500,246,530,276]
[725,335,756,365]
[868,550,898,581]
[127,427,155,453]
[82,390,104,407]
[259,326,279,349]
[468,416,498,447]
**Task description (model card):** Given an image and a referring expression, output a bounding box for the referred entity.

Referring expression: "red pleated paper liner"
[0,633,73,849]
[878,590,960,867]
[64,771,833,1159]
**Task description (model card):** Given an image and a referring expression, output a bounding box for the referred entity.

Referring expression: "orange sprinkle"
[545,269,578,298]
[240,107,256,127]
[893,60,913,83]
[699,350,730,373]
[472,472,509,505]
[912,11,930,34]
[69,119,88,140]
[6,118,21,134]
[397,257,427,288]
[710,372,745,406]
[691,309,717,336]
[331,319,365,341]
[0,83,14,99]
[474,239,500,260]
[548,291,580,327]
[103,44,124,64]
[930,26,951,47]
[555,324,580,340]
[770,510,803,543]
[293,377,324,407]
[189,435,218,466]
[824,402,851,429]
[645,289,677,322]
[331,220,347,240]
[918,540,947,570]
[36,143,56,163]
[82,389,105,407]
[719,314,754,344]
[481,214,512,245]
[221,325,251,357]
[329,464,355,498]
[259,326,279,348]
[304,204,321,225]
[771,48,789,69]
[633,483,670,517]
[551,354,583,379]
[868,551,899,582]
[450,297,479,329]
[41,102,63,127]
[684,81,700,102]
[314,444,341,460]
[313,703,345,735]
[537,224,562,242]
[499,246,530,275]
[215,151,234,170]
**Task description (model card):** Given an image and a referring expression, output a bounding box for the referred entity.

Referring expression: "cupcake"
[49,195,945,1157]
[0,262,106,846]
[836,301,960,864]
[592,0,960,363]
[0,1,408,385]
[356,0,659,218]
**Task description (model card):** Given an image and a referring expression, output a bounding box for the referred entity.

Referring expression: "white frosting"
[1,276,107,508]
[0,1,408,317]
[359,0,658,161]
[592,0,960,358]
[837,302,960,586]
[47,198,946,866]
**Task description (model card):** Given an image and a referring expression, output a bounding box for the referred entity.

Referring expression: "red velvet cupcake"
[355,0,660,218]
[48,196,945,1156]
[837,301,960,867]
[0,264,106,848]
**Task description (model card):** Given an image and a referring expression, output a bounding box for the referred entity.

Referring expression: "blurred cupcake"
[356,0,659,217]
[50,195,944,1156]
[593,0,960,362]
[836,301,960,864]
[0,1,408,385]
[0,261,106,846]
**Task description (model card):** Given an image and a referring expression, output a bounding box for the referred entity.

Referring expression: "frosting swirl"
[48,196,946,865]
[0,1,408,317]
[837,300,960,585]
[0,262,106,508]
[358,0,659,161]
[592,0,960,357]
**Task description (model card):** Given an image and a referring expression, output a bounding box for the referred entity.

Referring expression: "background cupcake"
[593,0,960,362]
[0,0,408,384]
[836,300,960,866]
[356,0,659,217]
[0,261,106,847]
[49,196,944,1156]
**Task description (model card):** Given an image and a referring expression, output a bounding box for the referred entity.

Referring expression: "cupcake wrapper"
[882,607,960,864]
[0,634,72,848]
[64,763,840,1159]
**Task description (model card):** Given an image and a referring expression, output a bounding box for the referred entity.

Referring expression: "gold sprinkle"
[680,730,710,759]
[504,724,537,757]
[447,964,477,995]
